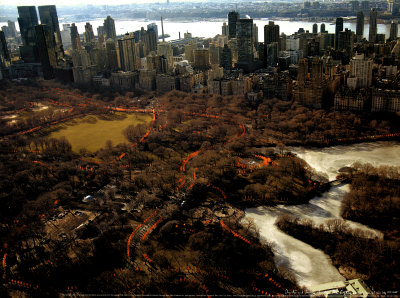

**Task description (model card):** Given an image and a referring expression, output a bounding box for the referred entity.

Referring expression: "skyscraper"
[220,44,232,70]
[222,22,228,36]
[7,21,17,38]
[390,21,398,40]
[17,6,39,62]
[97,26,105,44]
[106,38,118,70]
[0,30,10,68]
[60,24,71,49]
[193,48,210,70]
[236,18,254,68]
[35,24,57,79]
[70,23,82,51]
[297,58,308,84]
[369,8,377,43]
[104,16,116,41]
[313,23,318,34]
[320,23,326,33]
[228,11,240,39]
[146,29,158,53]
[264,21,280,44]
[147,23,158,40]
[118,34,137,71]
[349,53,372,88]
[311,57,323,87]
[266,42,278,67]
[356,11,364,41]
[84,22,95,44]
[335,17,344,49]
[1,26,11,39]
[253,24,258,46]
[338,28,354,57]
[157,42,173,68]
[38,5,63,58]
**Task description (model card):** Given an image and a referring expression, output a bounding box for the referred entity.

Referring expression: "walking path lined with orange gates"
[180,151,201,172]
[177,150,201,191]
[141,217,163,242]
[2,253,7,269]
[127,210,157,257]
[211,185,227,200]
[220,220,251,245]
[187,168,198,190]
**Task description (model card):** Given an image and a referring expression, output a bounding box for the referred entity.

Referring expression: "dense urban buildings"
[1,5,400,113]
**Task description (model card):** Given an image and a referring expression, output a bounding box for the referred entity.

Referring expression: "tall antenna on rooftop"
[161,16,165,42]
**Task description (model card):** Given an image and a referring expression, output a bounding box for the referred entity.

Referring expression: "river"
[245,141,400,289]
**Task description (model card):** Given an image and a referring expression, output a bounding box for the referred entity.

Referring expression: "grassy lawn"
[50,113,152,152]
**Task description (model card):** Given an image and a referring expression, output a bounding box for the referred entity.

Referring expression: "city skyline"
[0,0,209,6]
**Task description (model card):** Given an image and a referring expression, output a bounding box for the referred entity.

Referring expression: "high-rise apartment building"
[356,11,364,41]
[335,17,344,49]
[253,24,258,46]
[266,42,278,67]
[321,23,326,33]
[1,26,11,39]
[184,42,197,63]
[137,27,157,55]
[97,26,104,44]
[104,16,116,41]
[0,30,10,68]
[369,8,377,43]
[390,21,398,40]
[118,34,137,71]
[18,6,39,62]
[35,24,57,79]
[348,53,373,89]
[220,44,232,70]
[38,5,63,58]
[264,21,280,45]
[84,22,95,44]
[313,23,318,34]
[209,43,221,66]
[228,11,240,39]
[222,22,228,36]
[157,42,173,69]
[338,28,354,55]
[236,18,254,67]
[193,48,210,70]
[147,23,158,40]
[7,21,17,38]
[295,57,326,108]
[70,23,82,51]
[60,24,71,49]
